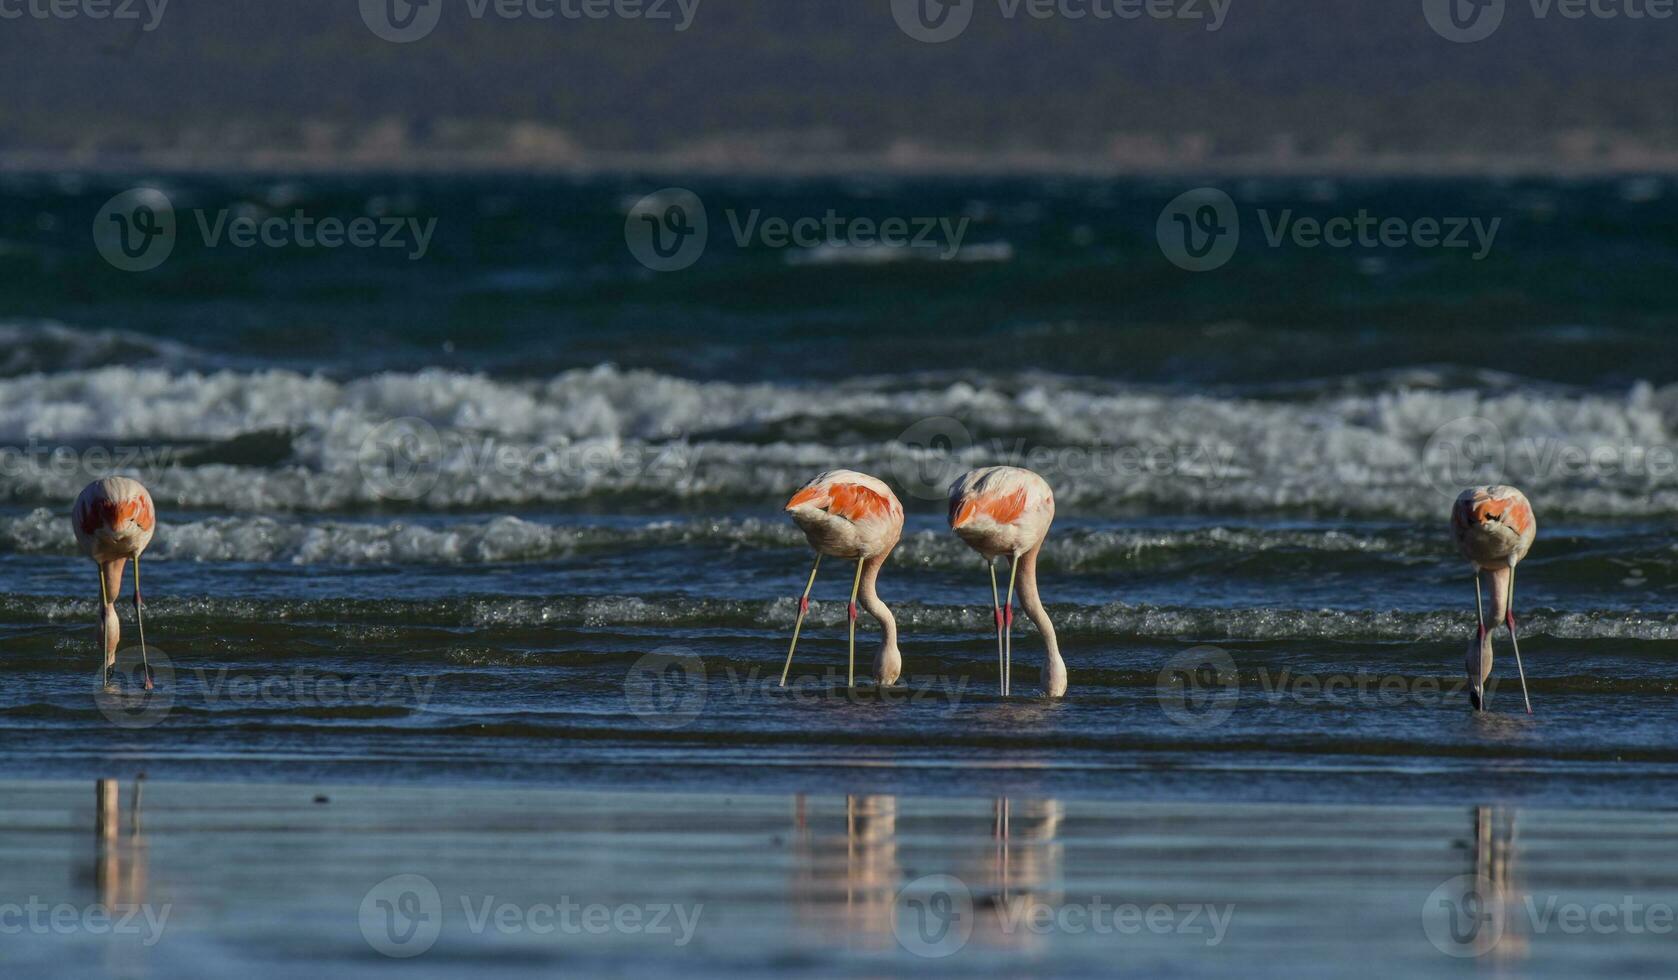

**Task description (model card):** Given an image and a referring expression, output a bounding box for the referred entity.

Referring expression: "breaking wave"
[0,508,1449,567]
[1,331,1676,518]
[0,321,210,377]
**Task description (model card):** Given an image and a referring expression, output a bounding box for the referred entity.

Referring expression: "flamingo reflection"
[89,778,150,908]
[1468,805,1527,960]
[789,794,901,948]
[788,794,1064,953]
[967,797,1064,950]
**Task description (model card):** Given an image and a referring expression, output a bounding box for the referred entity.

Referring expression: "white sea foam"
[784,240,1014,266]
[0,510,787,564]
[0,508,1434,566]
[1,357,1676,517]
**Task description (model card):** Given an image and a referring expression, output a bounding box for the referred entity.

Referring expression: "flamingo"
[1450,484,1535,713]
[72,477,156,689]
[780,470,904,689]
[948,466,1062,697]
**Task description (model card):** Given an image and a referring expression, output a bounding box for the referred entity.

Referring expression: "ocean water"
[2,173,1678,806]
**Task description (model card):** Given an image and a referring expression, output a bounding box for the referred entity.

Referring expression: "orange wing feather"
[826,483,894,522]
[789,481,894,522]
[130,496,155,532]
[951,488,1029,528]
[78,493,154,535]
[1456,493,1533,537]
[1498,498,1533,536]
[786,485,827,510]
[982,488,1029,525]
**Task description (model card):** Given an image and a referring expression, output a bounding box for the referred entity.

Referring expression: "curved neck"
[1479,566,1511,626]
[858,554,901,683]
[1015,546,1064,696]
[858,554,896,647]
[1467,627,1494,693]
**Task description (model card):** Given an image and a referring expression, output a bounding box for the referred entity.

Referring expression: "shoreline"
[8,151,1678,180]
[13,749,1678,813]
[7,773,1678,817]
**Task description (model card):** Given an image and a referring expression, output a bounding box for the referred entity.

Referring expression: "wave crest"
[2,352,1676,517]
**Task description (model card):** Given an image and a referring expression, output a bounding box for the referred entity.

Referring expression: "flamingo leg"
[1506,566,1533,715]
[1474,571,1486,635]
[98,564,111,688]
[1003,554,1019,697]
[779,553,822,687]
[988,559,1005,695]
[133,555,152,691]
[1473,571,1488,711]
[846,557,864,689]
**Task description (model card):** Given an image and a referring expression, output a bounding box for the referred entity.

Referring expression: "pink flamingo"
[72,477,157,689]
[781,470,905,688]
[1451,484,1536,713]
[948,466,1062,697]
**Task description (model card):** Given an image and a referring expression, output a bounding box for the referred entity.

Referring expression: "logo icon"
[1421,415,1506,501]
[624,647,709,729]
[1422,874,1507,957]
[888,416,974,501]
[1423,0,1505,43]
[360,873,444,957]
[358,417,445,502]
[94,645,175,729]
[892,0,974,43]
[1157,187,1239,272]
[361,0,442,43]
[1156,645,1239,728]
[893,874,973,957]
[625,189,708,272]
[93,188,176,272]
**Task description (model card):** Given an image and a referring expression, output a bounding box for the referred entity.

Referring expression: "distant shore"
[8,147,1678,178]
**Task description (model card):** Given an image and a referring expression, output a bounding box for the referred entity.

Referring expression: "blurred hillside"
[2,0,1676,173]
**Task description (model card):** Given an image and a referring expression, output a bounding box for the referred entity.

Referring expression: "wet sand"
[2,779,1675,978]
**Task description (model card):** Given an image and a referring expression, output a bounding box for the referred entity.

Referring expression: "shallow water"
[3,780,1676,978]
[4,505,1678,807]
